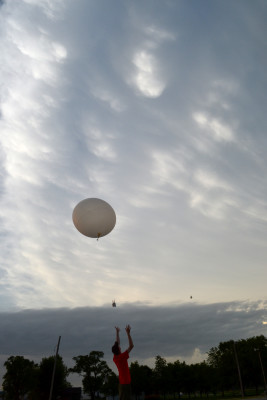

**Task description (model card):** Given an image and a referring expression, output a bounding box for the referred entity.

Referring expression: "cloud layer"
[0,301,266,364]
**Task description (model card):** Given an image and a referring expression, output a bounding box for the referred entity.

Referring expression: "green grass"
[156,389,267,400]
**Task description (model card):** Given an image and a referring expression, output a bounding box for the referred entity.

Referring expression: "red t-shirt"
[113,351,131,384]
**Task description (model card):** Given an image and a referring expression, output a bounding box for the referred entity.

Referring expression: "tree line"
[2,335,267,400]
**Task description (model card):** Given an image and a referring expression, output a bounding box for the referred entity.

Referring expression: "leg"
[119,384,131,400]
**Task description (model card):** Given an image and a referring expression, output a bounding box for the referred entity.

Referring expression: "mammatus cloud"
[131,51,166,98]
[193,112,235,142]
[125,21,175,98]
[0,1,267,314]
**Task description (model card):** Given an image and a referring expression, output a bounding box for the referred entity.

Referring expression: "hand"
[125,325,131,334]
[115,326,120,333]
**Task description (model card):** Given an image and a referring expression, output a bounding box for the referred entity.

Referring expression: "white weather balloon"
[72,198,116,239]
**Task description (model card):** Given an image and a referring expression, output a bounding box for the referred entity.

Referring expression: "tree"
[191,361,215,397]
[3,355,38,400]
[153,355,169,398]
[130,361,153,397]
[70,350,112,400]
[207,340,239,395]
[232,336,267,392]
[102,371,118,400]
[37,355,70,400]
[166,360,189,398]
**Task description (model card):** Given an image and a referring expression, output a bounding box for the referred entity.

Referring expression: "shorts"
[119,383,131,400]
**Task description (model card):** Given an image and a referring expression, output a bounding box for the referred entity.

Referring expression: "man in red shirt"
[112,325,134,400]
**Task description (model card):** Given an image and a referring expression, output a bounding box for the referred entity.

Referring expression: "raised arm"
[125,324,134,353]
[115,326,120,345]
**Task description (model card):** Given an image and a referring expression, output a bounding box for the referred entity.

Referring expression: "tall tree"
[207,340,240,395]
[130,361,153,397]
[102,371,118,400]
[3,355,38,400]
[233,336,267,392]
[191,361,215,397]
[70,350,112,400]
[167,360,186,398]
[153,355,169,398]
[37,355,69,400]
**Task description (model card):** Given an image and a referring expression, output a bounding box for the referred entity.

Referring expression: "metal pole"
[233,341,245,398]
[258,350,267,398]
[48,335,61,400]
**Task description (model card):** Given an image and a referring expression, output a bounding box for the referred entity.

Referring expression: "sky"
[0,0,267,388]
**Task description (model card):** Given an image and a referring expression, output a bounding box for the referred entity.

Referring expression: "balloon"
[72,198,116,239]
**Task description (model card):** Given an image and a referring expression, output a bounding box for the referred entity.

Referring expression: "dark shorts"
[119,383,131,400]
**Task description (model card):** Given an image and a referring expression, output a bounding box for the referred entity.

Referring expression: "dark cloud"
[0,300,266,367]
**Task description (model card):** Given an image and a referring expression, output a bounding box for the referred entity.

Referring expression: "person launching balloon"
[112,325,134,400]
